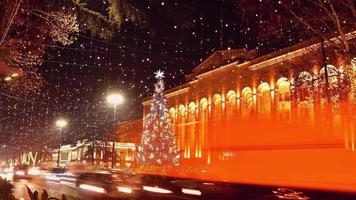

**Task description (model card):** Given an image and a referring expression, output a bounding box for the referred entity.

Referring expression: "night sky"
[0,0,266,153]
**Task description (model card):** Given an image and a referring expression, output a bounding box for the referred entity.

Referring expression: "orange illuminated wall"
[142,34,356,192]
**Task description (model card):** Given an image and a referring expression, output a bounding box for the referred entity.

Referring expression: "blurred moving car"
[42,167,67,182]
[111,169,142,195]
[0,166,6,173]
[0,166,13,174]
[76,172,118,194]
[28,167,41,176]
[13,165,31,180]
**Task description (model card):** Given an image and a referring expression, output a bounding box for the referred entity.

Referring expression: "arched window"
[276,77,291,121]
[297,71,314,123]
[211,94,223,161]
[226,90,237,105]
[187,102,196,158]
[178,104,186,115]
[320,65,341,102]
[212,94,223,122]
[277,77,290,101]
[257,82,271,115]
[213,94,222,106]
[298,71,313,101]
[177,104,186,157]
[241,87,253,117]
[351,58,356,102]
[200,98,208,111]
[188,102,196,114]
[169,107,176,120]
[226,90,237,119]
[198,98,208,159]
[319,64,339,85]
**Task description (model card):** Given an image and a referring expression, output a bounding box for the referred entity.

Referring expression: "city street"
[1,0,356,199]
[2,172,356,200]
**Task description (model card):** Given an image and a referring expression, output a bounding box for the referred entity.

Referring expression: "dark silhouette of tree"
[233,0,355,57]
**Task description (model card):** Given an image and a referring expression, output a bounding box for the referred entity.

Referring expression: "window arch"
[177,104,186,155]
[226,90,237,119]
[297,71,315,123]
[241,87,253,117]
[226,90,237,105]
[276,77,291,121]
[178,104,186,115]
[242,87,253,101]
[257,82,271,115]
[186,101,197,158]
[297,71,314,101]
[242,87,253,105]
[188,102,196,114]
[319,64,339,85]
[198,97,209,159]
[212,94,222,106]
[258,82,270,93]
[200,98,208,111]
[169,107,176,119]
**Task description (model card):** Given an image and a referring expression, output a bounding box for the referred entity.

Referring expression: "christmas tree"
[137,70,180,165]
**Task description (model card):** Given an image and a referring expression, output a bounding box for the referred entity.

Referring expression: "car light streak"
[15,171,25,175]
[117,186,133,193]
[79,184,105,193]
[60,180,76,187]
[203,182,215,186]
[28,168,41,176]
[61,177,76,181]
[44,175,60,181]
[143,186,172,194]
[182,188,202,196]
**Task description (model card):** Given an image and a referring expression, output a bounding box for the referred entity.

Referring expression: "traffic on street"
[1,165,356,200]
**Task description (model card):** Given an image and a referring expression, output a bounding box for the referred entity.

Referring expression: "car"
[76,172,117,194]
[0,166,13,174]
[111,169,142,195]
[13,165,31,180]
[42,167,67,182]
[0,166,6,173]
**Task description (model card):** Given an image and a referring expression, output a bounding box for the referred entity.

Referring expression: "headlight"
[15,171,25,175]
[4,167,13,173]
[182,188,202,196]
[79,184,105,193]
[117,186,133,194]
[28,168,41,175]
[143,186,172,194]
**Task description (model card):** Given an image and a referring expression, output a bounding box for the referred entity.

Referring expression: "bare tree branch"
[327,0,349,52]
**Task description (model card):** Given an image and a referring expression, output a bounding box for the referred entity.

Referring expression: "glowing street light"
[106,93,124,107]
[4,73,20,82]
[106,93,124,169]
[11,73,19,78]
[55,119,68,167]
[56,119,68,129]
[106,93,124,121]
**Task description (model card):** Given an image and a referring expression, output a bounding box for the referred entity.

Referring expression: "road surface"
[2,172,356,200]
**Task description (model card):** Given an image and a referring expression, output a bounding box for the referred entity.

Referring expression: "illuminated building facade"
[142,32,356,191]
[49,119,142,168]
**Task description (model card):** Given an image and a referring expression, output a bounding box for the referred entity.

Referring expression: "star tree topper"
[154,70,165,79]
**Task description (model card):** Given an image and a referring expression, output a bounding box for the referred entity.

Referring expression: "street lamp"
[106,93,124,121]
[4,73,20,82]
[4,76,12,82]
[106,93,124,169]
[55,119,67,167]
